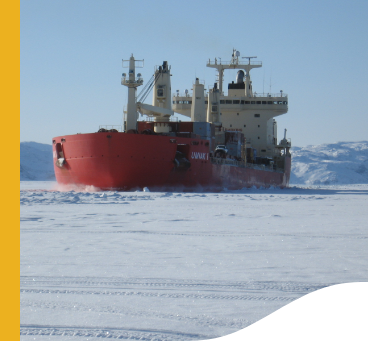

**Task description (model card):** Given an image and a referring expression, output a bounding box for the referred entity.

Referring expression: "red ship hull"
[52,132,290,191]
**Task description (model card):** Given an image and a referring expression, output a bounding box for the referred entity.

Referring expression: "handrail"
[210,157,283,173]
[173,92,192,98]
[252,92,288,98]
[207,60,262,66]
[121,79,144,85]
[172,92,287,99]
[193,79,205,85]
[99,125,123,132]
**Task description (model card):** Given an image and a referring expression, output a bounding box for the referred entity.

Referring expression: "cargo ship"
[52,50,291,191]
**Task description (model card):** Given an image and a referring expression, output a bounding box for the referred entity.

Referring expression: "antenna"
[269,70,272,93]
[242,56,257,64]
[230,49,240,65]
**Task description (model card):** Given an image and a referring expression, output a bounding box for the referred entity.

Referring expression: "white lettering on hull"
[191,152,209,160]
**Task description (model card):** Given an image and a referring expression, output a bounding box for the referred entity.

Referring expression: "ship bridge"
[172,49,289,157]
[172,92,288,115]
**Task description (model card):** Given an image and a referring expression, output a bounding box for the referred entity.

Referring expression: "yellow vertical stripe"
[1,1,20,339]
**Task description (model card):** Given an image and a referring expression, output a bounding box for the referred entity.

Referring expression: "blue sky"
[21,0,368,147]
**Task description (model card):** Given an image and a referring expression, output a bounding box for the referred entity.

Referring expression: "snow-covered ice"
[20,181,368,340]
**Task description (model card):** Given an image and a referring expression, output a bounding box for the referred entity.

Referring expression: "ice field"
[20,182,368,340]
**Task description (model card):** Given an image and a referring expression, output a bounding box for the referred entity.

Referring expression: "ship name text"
[191,152,209,160]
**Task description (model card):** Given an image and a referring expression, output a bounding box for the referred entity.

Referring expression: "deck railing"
[172,92,287,99]
[210,157,283,173]
[207,60,262,66]
[98,125,123,132]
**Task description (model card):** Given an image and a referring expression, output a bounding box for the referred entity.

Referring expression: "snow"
[291,141,368,185]
[20,181,368,340]
[20,142,55,181]
[20,141,368,339]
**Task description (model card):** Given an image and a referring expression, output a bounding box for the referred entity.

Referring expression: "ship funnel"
[152,61,172,111]
[236,70,245,84]
[206,84,221,125]
[191,78,206,122]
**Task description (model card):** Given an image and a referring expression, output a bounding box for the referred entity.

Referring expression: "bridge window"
[241,100,245,104]
[220,100,225,104]
[256,101,261,104]
[251,101,255,104]
[205,100,208,104]
[233,100,240,104]
[267,101,273,104]
[226,100,232,104]
[283,101,288,105]
[254,114,260,118]
[245,101,250,104]
[262,101,266,104]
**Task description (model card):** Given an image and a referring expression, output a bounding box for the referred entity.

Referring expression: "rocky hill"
[291,141,368,185]
[20,142,55,181]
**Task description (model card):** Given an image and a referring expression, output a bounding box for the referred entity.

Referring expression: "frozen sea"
[20,181,368,340]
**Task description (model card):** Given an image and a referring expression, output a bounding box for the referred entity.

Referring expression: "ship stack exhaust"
[206,83,221,125]
[191,78,206,122]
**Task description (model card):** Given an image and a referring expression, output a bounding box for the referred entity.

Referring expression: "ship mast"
[206,49,262,95]
[121,54,144,131]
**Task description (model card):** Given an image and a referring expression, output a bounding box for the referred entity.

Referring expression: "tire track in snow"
[20,276,327,293]
[19,228,368,239]
[21,288,294,301]
[21,300,251,329]
[20,324,208,340]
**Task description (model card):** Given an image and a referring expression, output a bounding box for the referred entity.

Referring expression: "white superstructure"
[172,49,290,157]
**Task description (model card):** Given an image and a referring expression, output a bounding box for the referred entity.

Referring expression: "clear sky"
[21,0,368,147]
